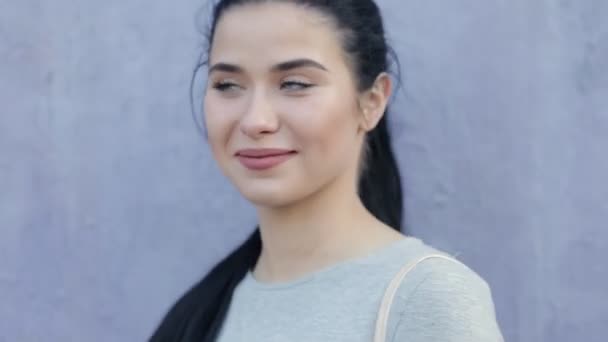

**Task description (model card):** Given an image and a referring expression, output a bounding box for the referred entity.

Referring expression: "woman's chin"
[236,182,305,209]
[240,190,297,208]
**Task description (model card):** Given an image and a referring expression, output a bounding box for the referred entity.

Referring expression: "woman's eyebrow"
[271,58,329,72]
[208,63,243,75]
[208,58,329,75]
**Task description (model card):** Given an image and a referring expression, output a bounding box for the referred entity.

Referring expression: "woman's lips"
[235,149,297,171]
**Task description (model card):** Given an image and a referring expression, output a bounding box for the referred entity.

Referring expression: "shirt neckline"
[243,236,419,291]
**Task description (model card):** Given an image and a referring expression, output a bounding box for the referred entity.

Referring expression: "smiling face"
[204,2,370,208]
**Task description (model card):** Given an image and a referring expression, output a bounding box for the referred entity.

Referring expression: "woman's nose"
[239,90,279,139]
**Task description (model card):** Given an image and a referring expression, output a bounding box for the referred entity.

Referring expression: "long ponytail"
[359,114,403,231]
[150,229,261,341]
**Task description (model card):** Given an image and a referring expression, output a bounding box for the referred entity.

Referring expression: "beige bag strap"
[373,254,460,342]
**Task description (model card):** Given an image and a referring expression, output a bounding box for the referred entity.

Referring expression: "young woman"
[151,1,503,341]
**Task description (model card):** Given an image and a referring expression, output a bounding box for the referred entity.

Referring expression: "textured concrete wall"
[1,1,606,341]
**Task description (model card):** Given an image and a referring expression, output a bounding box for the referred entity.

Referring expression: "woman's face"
[204,3,367,207]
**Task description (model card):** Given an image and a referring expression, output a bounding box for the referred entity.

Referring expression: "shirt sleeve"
[388,257,504,342]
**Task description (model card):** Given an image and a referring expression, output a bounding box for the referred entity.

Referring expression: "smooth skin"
[204,2,405,284]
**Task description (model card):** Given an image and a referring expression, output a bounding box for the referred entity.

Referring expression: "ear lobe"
[361,107,377,131]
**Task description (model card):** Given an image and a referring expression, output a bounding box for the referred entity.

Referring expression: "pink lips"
[235,148,297,171]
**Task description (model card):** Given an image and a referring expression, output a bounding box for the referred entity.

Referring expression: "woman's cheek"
[204,104,232,163]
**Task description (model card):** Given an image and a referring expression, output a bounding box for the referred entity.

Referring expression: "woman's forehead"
[209,3,343,65]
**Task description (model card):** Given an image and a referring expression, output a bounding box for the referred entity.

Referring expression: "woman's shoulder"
[385,237,504,341]
[386,237,490,290]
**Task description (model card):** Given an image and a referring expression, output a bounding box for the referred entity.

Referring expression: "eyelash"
[212,82,240,92]
[212,81,314,92]
[281,81,314,90]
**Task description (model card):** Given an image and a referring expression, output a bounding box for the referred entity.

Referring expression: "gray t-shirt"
[216,237,503,341]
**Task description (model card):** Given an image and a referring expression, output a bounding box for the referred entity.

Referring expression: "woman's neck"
[252,177,403,283]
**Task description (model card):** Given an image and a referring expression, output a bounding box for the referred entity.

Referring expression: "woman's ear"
[358,72,392,132]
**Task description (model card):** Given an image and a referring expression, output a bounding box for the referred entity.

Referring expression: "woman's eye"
[212,82,240,92]
[281,81,313,91]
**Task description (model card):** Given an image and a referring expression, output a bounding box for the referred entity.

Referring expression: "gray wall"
[1,0,606,341]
